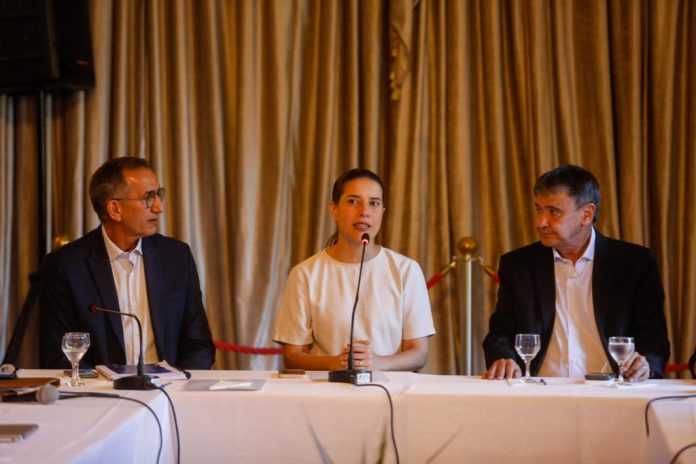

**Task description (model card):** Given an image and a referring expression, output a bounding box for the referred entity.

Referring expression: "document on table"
[589,381,659,389]
[183,379,266,391]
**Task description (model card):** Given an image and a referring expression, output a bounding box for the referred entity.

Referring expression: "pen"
[539,378,547,385]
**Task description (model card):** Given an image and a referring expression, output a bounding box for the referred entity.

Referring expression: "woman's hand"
[340,340,380,370]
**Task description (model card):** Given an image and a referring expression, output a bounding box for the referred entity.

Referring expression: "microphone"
[89,305,158,390]
[329,232,372,385]
[1,385,59,404]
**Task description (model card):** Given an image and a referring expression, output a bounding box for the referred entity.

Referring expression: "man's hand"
[622,352,650,382]
[482,358,522,380]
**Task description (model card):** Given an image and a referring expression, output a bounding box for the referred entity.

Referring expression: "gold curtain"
[0,0,693,374]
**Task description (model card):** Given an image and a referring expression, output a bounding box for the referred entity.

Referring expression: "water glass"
[608,336,634,384]
[62,332,91,387]
[514,333,541,382]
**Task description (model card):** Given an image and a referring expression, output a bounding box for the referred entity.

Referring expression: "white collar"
[553,227,595,262]
[101,225,143,262]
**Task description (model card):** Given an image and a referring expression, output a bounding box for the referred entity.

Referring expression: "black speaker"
[0,0,95,93]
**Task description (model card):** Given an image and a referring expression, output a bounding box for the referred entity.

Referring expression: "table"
[0,372,174,464]
[170,372,696,463]
[5,370,696,463]
[647,399,696,463]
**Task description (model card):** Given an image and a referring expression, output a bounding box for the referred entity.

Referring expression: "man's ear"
[106,200,122,223]
[582,203,596,225]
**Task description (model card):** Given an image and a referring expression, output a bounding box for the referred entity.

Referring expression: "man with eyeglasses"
[39,157,215,370]
[482,164,669,382]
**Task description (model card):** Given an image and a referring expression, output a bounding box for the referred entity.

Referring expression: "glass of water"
[608,336,635,384]
[515,333,541,382]
[62,332,91,387]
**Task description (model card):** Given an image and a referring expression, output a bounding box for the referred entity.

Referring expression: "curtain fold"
[0,0,693,375]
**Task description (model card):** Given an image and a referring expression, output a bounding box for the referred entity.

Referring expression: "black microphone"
[0,384,59,404]
[89,305,158,390]
[329,232,372,385]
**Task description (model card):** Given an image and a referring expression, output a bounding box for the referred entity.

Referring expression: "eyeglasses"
[111,187,165,209]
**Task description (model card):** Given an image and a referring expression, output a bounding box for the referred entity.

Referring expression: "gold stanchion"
[52,234,71,250]
[457,237,478,376]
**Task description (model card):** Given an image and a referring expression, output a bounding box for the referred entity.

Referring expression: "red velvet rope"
[665,363,688,373]
[426,273,445,289]
[214,340,282,354]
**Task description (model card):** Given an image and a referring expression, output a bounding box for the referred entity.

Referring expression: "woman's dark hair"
[89,156,152,222]
[325,168,384,247]
[533,164,600,223]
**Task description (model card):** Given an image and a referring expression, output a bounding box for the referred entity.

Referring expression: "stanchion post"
[457,237,478,376]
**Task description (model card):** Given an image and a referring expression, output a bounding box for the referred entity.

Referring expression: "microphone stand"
[329,234,372,385]
[89,305,158,390]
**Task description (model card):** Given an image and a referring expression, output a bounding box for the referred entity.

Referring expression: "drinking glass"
[515,333,541,382]
[62,332,91,387]
[608,336,634,384]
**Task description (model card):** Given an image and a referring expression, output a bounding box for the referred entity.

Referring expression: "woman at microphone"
[273,168,435,372]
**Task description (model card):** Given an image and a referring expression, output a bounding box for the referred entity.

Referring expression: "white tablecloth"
[6,370,696,463]
[169,372,696,464]
[0,372,174,464]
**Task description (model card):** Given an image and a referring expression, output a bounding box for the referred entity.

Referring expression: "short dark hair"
[326,168,385,247]
[533,164,600,223]
[89,157,152,222]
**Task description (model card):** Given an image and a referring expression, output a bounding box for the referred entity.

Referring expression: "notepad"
[584,380,658,388]
[182,379,266,391]
[209,380,254,390]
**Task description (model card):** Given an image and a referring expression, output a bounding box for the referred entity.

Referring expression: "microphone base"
[113,374,159,390]
[328,369,372,385]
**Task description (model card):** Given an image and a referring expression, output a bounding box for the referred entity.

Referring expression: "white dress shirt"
[538,228,611,377]
[102,227,159,365]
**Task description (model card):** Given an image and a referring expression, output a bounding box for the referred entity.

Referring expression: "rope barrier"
[214,340,282,355]
[665,363,688,373]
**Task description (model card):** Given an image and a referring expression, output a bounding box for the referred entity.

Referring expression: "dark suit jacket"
[39,227,215,370]
[690,349,696,379]
[483,231,670,377]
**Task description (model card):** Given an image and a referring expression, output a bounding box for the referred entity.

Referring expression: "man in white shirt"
[482,165,669,381]
[40,157,215,370]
